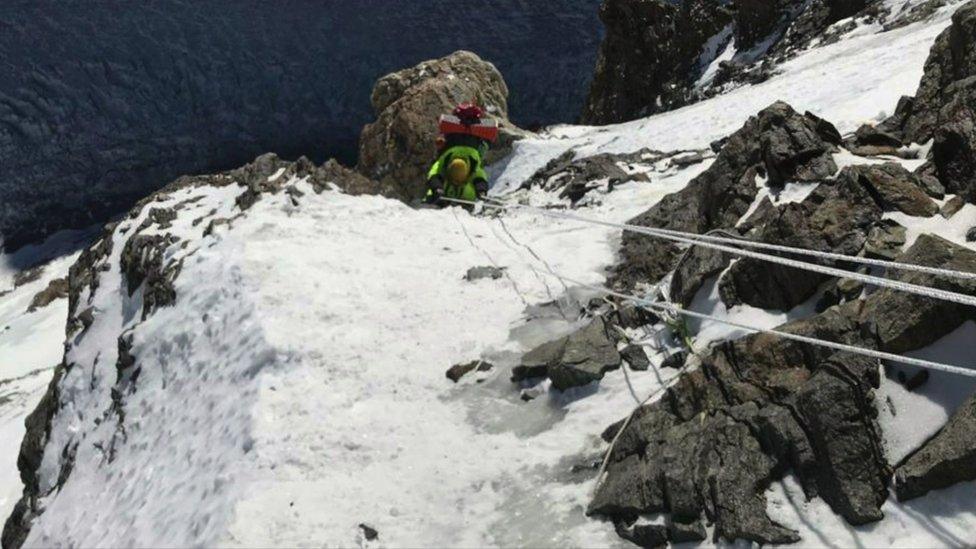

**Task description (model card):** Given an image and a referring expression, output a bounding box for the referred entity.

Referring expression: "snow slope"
[5,1,976,547]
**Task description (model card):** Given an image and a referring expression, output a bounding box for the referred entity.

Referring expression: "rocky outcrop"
[895,391,976,501]
[592,234,976,545]
[357,51,524,201]
[2,153,378,548]
[611,101,840,291]
[581,0,735,124]
[512,317,622,391]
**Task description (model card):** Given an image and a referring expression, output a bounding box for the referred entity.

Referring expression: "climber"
[425,103,499,206]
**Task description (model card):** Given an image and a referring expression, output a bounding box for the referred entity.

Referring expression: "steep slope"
[3,1,976,547]
[0,0,602,252]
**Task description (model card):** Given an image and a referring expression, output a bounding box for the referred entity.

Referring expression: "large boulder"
[846,163,939,217]
[932,76,976,202]
[357,50,522,201]
[895,391,976,500]
[612,101,839,291]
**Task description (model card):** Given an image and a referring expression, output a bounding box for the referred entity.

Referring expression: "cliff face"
[0,0,602,252]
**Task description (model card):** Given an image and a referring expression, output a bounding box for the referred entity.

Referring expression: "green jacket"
[426,145,488,201]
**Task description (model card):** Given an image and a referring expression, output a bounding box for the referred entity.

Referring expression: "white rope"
[444,198,976,310]
[550,272,976,378]
[475,196,976,282]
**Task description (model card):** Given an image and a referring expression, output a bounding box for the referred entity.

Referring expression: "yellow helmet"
[446,158,470,185]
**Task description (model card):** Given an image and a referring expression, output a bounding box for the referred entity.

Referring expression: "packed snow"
[2,2,975,547]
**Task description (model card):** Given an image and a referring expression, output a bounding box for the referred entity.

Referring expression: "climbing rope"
[442,197,976,310]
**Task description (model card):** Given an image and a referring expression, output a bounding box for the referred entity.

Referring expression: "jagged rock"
[445,360,493,383]
[581,0,734,124]
[864,220,907,260]
[621,345,650,371]
[358,51,520,200]
[940,195,966,218]
[522,149,656,204]
[915,162,946,199]
[773,0,881,59]
[846,123,904,152]
[932,76,976,202]
[720,175,881,311]
[859,234,976,353]
[613,102,837,291]
[464,266,506,282]
[967,226,976,242]
[512,317,622,390]
[27,277,68,313]
[896,391,976,500]
[884,0,951,30]
[848,163,938,216]
[12,266,44,288]
[669,246,732,307]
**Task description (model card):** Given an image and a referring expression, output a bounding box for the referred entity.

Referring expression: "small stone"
[520,387,544,402]
[897,369,930,392]
[940,196,966,219]
[359,523,379,541]
[967,227,976,242]
[464,266,505,282]
[620,345,650,371]
[660,350,688,369]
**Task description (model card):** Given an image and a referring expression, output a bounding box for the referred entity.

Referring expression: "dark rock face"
[621,344,650,371]
[581,0,734,124]
[896,391,976,501]
[612,102,839,291]
[512,317,622,390]
[669,247,731,307]
[521,149,660,204]
[592,235,976,545]
[932,77,976,202]
[0,0,604,251]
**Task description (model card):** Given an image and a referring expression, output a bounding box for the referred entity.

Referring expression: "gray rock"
[621,345,650,371]
[896,391,976,501]
[359,523,379,541]
[512,317,622,390]
[464,266,506,282]
[848,163,939,217]
[864,220,907,260]
[940,195,966,218]
[859,234,976,353]
[967,226,976,242]
[547,318,623,391]
[357,50,521,201]
[27,277,68,313]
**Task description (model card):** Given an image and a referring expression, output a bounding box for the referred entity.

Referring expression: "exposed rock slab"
[512,317,622,390]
